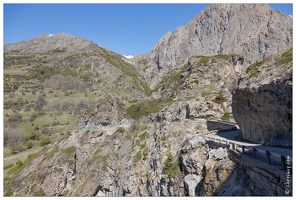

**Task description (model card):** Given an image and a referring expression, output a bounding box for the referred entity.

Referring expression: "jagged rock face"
[144,55,241,123]
[80,97,128,128]
[4,33,94,53]
[135,4,292,87]
[6,121,289,196]
[232,48,292,146]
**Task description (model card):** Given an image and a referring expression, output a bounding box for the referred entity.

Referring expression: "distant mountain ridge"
[4,32,94,53]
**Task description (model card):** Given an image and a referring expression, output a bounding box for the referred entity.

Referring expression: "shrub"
[212,91,227,104]
[36,95,46,107]
[40,135,51,146]
[11,144,26,154]
[143,150,148,160]
[41,127,50,135]
[29,114,38,122]
[25,140,34,149]
[163,152,179,177]
[21,89,26,95]
[221,112,231,121]
[27,131,40,140]
[31,88,37,95]
[34,126,39,131]
[115,127,125,133]
[16,159,23,167]
[7,114,23,128]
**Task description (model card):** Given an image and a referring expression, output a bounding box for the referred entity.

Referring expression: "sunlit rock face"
[134,4,292,87]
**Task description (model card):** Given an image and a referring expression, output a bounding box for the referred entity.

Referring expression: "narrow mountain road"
[206,130,292,161]
[101,123,131,135]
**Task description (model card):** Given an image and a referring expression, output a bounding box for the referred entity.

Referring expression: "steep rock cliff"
[134,4,292,87]
[232,48,292,146]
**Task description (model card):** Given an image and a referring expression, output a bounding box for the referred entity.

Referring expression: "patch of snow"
[48,34,54,37]
[289,15,292,18]
[123,55,134,59]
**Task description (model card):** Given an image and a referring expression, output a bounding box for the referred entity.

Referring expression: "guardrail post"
[253,148,257,158]
[281,155,287,170]
[242,146,245,154]
[265,151,271,164]
[205,144,209,152]
[233,143,237,150]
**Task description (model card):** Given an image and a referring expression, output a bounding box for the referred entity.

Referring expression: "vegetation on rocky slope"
[3,7,292,194]
[3,40,151,180]
[246,47,292,78]
[126,98,174,120]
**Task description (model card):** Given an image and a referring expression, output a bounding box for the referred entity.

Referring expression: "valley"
[3,3,292,197]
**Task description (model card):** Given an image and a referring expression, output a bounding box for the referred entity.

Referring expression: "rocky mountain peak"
[138,3,292,87]
[4,32,93,53]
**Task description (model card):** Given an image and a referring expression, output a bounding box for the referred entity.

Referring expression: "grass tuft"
[163,152,179,177]
[221,112,231,121]
[134,151,142,163]
[198,54,231,65]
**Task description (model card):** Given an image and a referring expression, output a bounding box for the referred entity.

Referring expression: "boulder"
[209,147,228,160]
[184,174,202,196]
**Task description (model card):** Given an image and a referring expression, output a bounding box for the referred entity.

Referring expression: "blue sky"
[3,3,293,56]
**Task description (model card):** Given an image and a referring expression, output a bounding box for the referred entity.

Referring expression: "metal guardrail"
[216,120,238,125]
[204,136,290,170]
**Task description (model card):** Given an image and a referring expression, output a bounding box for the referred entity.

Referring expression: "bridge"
[205,121,292,170]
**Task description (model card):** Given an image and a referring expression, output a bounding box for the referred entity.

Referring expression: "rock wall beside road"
[232,48,292,146]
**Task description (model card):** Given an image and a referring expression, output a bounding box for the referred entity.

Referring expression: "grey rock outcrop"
[135,4,292,87]
[79,97,128,130]
[145,54,241,123]
[184,174,202,196]
[232,48,292,146]
[208,147,228,160]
